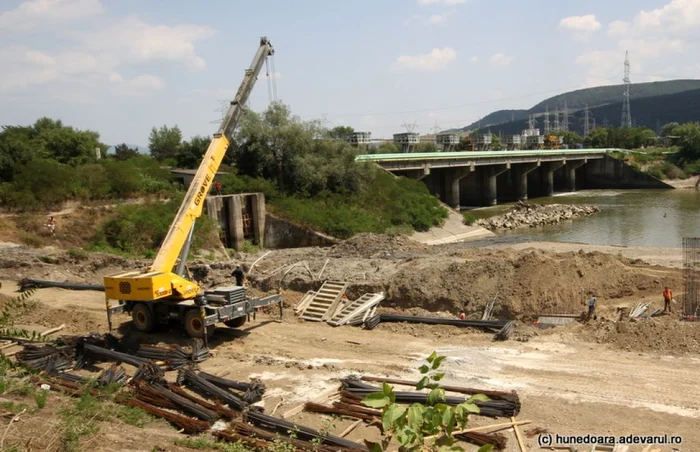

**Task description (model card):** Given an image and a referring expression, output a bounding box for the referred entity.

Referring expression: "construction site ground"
[0,235,698,451]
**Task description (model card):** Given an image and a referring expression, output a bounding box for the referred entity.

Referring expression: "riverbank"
[666,176,700,189]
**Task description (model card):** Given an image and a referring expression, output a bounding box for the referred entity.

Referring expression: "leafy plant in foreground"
[362,351,493,452]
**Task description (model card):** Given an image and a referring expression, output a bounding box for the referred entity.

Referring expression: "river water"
[468,189,700,248]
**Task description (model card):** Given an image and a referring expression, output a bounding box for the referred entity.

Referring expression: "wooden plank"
[511,416,526,452]
[339,420,362,438]
[40,324,66,337]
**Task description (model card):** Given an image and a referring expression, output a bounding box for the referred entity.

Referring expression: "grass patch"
[462,212,478,226]
[67,248,89,261]
[174,437,249,451]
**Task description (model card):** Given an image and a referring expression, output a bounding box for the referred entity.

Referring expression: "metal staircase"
[299,281,348,322]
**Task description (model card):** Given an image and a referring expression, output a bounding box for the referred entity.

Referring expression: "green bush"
[91,198,218,256]
[661,162,687,179]
[463,212,477,226]
[647,164,665,180]
[683,160,700,176]
[218,172,279,200]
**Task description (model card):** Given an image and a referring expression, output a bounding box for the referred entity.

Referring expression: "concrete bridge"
[356,149,670,208]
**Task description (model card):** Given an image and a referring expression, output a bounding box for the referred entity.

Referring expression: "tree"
[176,135,210,169]
[149,125,182,162]
[375,142,399,154]
[661,122,680,137]
[113,143,140,161]
[674,122,700,161]
[417,142,438,153]
[329,125,354,140]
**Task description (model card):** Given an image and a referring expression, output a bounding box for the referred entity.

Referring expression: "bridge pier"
[544,162,565,196]
[565,161,586,192]
[483,165,509,206]
[444,167,474,209]
[514,162,539,201]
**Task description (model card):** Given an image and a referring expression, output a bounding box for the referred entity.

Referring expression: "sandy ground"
[0,235,697,451]
[0,282,697,451]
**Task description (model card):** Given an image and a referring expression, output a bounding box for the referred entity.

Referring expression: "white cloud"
[468,56,478,63]
[635,0,700,32]
[418,0,465,5]
[427,13,449,24]
[558,14,602,32]
[618,38,685,58]
[489,52,513,68]
[115,74,165,96]
[607,20,630,36]
[73,17,215,70]
[0,0,104,32]
[393,47,457,72]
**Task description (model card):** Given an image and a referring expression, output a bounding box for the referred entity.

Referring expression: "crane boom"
[104,37,274,303]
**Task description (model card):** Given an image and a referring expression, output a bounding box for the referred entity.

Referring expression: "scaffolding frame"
[682,237,700,316]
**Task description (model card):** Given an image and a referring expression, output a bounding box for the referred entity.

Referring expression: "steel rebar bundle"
[190,339,209,363]
[493,321,515,341]
[83,343,151,368]
[167,384,238,420]
[97,365,127,386]
[177,368,248,411]
[135,344,190,369]
[133,381,218,422]
[244,410,366,450]
[304,402,376,421]
[17,344,73,373]
[342,379,519,418]
[198,371,266,403]
[225,422,365,452]
[132,362,166,385]
[360,376,519,402]
[456,431,507,450]
[18,278,105,292]
[363,314,508,331]
[117,396,210,434]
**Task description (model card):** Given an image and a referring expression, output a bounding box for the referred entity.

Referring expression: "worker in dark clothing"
[231,265,245,286]
[587,295,597,320]
[214,181,222,195]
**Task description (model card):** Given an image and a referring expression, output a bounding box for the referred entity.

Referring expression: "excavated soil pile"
[0,236,680,319]
[476,202,600,231]
[584,316,700,355]
[327,233,430,258]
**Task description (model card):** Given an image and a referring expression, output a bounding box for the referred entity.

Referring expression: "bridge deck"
[356,148,620,162]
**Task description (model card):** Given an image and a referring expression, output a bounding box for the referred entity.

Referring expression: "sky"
[1,0,699,146]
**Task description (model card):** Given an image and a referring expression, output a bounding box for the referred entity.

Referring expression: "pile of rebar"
[364,314,508,331]
[116,395,210,434]
[218,423,365,452]
[244,410,366,449]
[97,364,128,386]
[132,362,166,385]
[493,321,515,341]
[198,371,266,403]
[341,378,519,418]
[132,380,218,422]
[177,368,248,411]
[456,431,507,450]
[190,339,209,363]
[83,343,151,368]
[17,344,73,373]
[630,302,652,319]
[360,376,519,403]
[304,401,381,421]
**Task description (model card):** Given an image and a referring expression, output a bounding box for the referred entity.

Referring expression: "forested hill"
[473,88,700,137]
[456,79,700,132]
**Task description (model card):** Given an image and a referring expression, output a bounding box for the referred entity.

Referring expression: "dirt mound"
[584,316,700,355]
[386,248,677,316]
[328,233,429,258]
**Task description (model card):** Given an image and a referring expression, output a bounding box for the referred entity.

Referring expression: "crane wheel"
[131,303,155,333]
[224,316,247,328]
[184,309,214,338]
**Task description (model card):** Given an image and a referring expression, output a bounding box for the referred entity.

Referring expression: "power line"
[299,84,587,120]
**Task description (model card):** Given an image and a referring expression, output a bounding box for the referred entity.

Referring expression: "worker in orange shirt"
[663,286,673,313]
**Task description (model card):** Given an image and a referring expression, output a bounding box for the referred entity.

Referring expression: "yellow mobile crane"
[103,37,280,340]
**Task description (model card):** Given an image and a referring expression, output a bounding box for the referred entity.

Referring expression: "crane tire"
[131,303,155,333]
[184,309,214,338]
